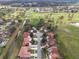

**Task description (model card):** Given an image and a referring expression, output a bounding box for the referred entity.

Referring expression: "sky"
[0,0,79,2]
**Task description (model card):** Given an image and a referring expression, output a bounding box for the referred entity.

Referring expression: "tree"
[36,18,45,29]
[42,47,48,59]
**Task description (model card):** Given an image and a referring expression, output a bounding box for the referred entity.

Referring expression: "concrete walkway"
[36,31,43,59]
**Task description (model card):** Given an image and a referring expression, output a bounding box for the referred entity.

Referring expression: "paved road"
[35,31,43,59]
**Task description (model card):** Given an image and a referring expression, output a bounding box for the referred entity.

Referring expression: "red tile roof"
[18,46,31,58]
[18,32,31,58]
[23,32,29,38]
[48,32,60,59]
[22,38,30,46]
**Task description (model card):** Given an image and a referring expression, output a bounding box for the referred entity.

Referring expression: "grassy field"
[28,12,79,21]
[27,12,79,59]
[57,25,79,59]
[27,12,79,26]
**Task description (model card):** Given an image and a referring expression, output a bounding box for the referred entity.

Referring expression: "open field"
[27,12,79,26]
[57,25,79,59]
[28,12,79,21]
